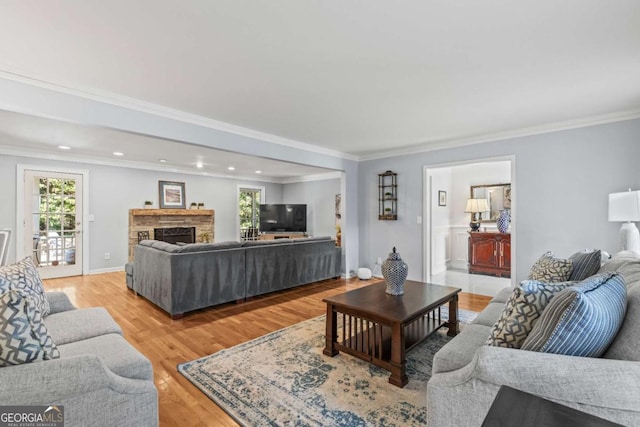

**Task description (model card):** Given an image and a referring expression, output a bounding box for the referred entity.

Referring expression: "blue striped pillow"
[521,272,627,357]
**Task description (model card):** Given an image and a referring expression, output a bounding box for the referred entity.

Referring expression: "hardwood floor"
[43,273,492,426]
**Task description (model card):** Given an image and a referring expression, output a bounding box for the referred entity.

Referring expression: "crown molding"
[358,109,640,161]
[0,68,359,162]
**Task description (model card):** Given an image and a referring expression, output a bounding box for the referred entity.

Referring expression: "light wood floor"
[43,273,492,426]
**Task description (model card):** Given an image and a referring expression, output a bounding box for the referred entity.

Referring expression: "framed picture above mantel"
[159,181,186,209]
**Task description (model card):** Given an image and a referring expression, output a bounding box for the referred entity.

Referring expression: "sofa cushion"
[604,284,640,361]
[432,324,493,373]
[528,251,573,282]
[486,280,574,349]
[44,307,122,345]
[598,251,640,289]
[45,291,77,314]
[57,333,153,381]
[139,240,242,253]
[0,257,50,316]
[521,272,627,357]
[489,287,513,305]
[569,249,602,281]
[471,302,506,327]
[0,290,60,366]
[174,241,242,253]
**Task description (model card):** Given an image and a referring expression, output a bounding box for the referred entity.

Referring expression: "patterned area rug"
[178,307,477,427]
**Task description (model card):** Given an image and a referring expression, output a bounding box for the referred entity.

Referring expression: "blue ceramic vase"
[382,247,408,295]
[497,209,511,233]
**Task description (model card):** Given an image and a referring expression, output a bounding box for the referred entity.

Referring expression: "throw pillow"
[0,290,60,366]
[569,250,602,281]
[0,257,50,316]
[528,251,573,282]
[521,272,627,357]
[486,280,574,348]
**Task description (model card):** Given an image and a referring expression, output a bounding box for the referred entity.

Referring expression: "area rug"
[178,307,477,427]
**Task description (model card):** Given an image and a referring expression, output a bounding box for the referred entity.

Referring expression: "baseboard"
[88,266,125,275]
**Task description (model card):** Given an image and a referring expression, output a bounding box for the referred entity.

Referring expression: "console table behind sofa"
[133,237,341,318]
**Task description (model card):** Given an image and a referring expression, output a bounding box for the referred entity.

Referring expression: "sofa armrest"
[428,346,640,427]
[45,291,77,314]
[470,346,640,410]
[0,355,154,404]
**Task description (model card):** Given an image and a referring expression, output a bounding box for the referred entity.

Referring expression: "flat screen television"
[259,204,307,233]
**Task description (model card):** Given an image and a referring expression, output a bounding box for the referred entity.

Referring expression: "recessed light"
[159,159,167,163]
[255,170,262,174]
[228,166,235,171]
[58,145,71,150]
[196,161,204,169]
[113,152,124,156]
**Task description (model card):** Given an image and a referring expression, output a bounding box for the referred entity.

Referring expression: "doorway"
[18,166,88,279]
[238,185,264,241]
[424,157,515,296]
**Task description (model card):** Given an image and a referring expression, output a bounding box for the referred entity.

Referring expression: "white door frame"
[16,164,90,276]
[423,155,516,286]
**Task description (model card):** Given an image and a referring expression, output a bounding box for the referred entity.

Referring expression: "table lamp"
[465,198,490,232]
[608,189,640,253]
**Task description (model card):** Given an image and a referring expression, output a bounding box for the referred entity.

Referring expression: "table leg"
[323,303,339,357]
[447,294,460,337]
[388,321,408,387]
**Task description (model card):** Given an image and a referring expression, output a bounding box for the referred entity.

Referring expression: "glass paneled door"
[24,170,83,279]
[239,188,261,241]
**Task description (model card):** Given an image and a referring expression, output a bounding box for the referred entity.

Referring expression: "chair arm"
[0,355,155,405]
[45,291,77,314]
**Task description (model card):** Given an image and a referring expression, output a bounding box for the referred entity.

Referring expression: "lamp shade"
[465,198,489,213]
[609,190,640,222]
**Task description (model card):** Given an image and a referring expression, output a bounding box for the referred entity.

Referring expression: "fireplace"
[154,227,196,244]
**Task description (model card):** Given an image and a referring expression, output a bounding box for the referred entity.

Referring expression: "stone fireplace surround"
[128,209,214,261]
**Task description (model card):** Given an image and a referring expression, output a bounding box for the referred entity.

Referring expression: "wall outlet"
[104,252,110,260]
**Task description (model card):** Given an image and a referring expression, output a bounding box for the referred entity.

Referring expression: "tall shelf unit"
[378,170,397,220]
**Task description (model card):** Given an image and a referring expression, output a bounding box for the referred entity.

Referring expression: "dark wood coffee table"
[323,280,461,387]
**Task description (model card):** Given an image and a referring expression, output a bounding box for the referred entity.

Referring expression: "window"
[239,188,261,241]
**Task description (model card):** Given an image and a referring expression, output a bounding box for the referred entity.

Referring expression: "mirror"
[470,183,511,222]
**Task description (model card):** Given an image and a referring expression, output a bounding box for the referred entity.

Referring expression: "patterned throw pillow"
[521,272,627,357]
[0,257,50,316]
[0,290,60,366]
[569,250,602,281]
[528,251,573,282]
[486,280,574,348]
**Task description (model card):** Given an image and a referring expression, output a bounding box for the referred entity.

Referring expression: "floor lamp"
[609,189,640,253]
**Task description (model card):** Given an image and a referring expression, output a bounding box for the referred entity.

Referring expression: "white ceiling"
[0,1,639,163]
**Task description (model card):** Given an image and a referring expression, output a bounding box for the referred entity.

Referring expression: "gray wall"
[0,154,283,272]
[283,178,340,238]
[359,118,640,283]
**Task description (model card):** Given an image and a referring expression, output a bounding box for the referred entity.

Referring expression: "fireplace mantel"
[128,209,215,261]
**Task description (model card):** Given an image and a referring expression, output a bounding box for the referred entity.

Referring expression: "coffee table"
[323,280,461,387]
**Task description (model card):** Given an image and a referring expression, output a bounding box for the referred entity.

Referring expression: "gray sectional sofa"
[0,291,158,427]
[132,236,341,318]
[427,251,640,426]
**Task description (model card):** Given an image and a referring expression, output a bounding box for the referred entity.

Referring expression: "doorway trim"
[423,155,516,286]
[16,164,90,275]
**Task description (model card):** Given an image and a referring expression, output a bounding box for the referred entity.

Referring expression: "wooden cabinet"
[468,232,511,278]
